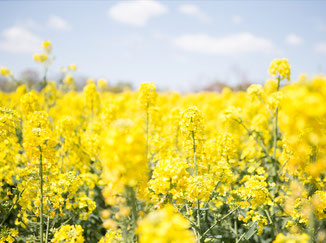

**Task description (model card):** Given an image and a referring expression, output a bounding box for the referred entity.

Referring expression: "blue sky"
[0,0,326,91]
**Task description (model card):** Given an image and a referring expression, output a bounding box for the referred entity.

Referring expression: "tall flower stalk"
[191,130,202,242]
[38,146,44,243]
[272,76,281,159]
[180,107,205,241]
[138,82,157,169]
[268,58,291,162]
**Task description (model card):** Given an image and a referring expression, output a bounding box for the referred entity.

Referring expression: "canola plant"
[0,41,326,243]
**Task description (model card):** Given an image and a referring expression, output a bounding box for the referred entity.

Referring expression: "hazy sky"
[0,0,326,91]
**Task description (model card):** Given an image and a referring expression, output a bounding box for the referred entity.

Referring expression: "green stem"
[268,194,285,213]
[234,220,238,240]
[236,221,257,243]
[130,189,137,227]
[184,204,199,228]
[0,188,25,226]
[45,216,50,243]
[197,199,201,242]
[191,131,202,242]
[265,209,273,225]
[39,147,44,243]
[42,66,48,90]
[308,211,315,243]
[146,106,149,168]
[239,121,268,155]
[258,96,273,117]
[272,76,281,160]
[192,131,197,176]
[200,206,240,240]
[265,209,275,237]
[128,186,138,243]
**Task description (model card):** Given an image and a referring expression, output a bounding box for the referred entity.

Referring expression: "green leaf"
[244,222,257,241]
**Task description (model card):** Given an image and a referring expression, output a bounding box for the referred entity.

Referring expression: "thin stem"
[239,121,268,155]
[146,106,149,167]
[234,220,238,240]
[265,209,273,225]
[265,209,276,238]
[192,131,197,176]
[42,66,48,90]
[183,204,200,231]
[258,96,273,117]
[130,188,137,227]
[308,211,315,243]
[236,221,257,243]
[0,188,25,226]
[39,147,44,243]
[45,216,50,243]
[268,194,285,213]
[272,76,281,160]
[200,206,240,240]
[44,66,48,84]
[196,199,201,242]
[128,186,138,243]
[278,160,288,176]
[191,130,202,242]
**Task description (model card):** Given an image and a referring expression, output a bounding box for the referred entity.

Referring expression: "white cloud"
[48,15,71,31]
[285,34,303,46]
[178,4,210,23]
[232,16,243,24]
[16,19,39,30]
[173,33,277,55]
[0,26,42,53]
[315,42,326,54]
[108,0,167,27]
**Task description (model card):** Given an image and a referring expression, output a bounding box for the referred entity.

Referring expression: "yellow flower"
[97,79,108,90]
[52,225,84,243]
[312,190,326,220]
[247,84,263,98]
[137,205,195,243]
[69,64,77,71]
[180,106,204,141]
[63,75,75,84]
[268,58,291,81]
[23,111,57,163]
[0,108,17,141]
[0,67,12,77]
[138,82,157,109]
[83,82,100,113]
[273,233,309,243]
[33,53,48,63]
[20,91,41,115]
[43,40,52,53]
[98,231,121,243]
[264,79,278,94]
[0,227,18,243]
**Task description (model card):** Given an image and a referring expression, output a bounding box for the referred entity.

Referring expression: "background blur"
[0,0,325,92]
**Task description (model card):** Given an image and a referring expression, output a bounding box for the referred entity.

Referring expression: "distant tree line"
[0,69,134,93]
[0,69,251,93]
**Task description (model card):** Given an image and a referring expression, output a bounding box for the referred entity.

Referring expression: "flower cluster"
[269,58,291,81]
[138,82,157,109]
[52,225,84,243]
[33,40,52,63]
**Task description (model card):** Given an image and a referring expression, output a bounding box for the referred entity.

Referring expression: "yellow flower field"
[1,41,326,243]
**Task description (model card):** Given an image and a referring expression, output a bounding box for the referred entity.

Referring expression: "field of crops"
[1,41,326,243]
